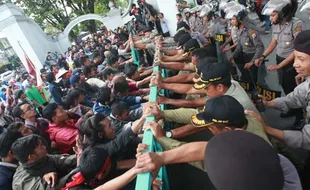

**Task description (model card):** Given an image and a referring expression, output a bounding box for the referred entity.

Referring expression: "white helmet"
[225,4,247,19]
[184,8,191,13]
[299,1,310,11]
[219,0,229,11]
[261,0,291,15]
[196,5,204,12]
[190,7,198,13]
[200,4,213,17]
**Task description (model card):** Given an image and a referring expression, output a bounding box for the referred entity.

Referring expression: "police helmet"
[299,1,310,12]
[225,4,247,21]
[261,0,292,23]
[199,4,213,17]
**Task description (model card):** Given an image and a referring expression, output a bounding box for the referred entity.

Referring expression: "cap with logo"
[193,56,218,83]
[183,39,200,54]
[190,95,247,128]
[193,62,230,90]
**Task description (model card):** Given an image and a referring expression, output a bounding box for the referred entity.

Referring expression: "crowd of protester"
[2,0,310,189]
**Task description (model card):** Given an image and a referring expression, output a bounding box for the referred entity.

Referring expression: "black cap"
[193,56,218,83]
[177,21,190,31]
[174,30,187,43]
[205,130,284,190]
[178,33,192,47]
[294,30,310,54]
[183,39,200,53]
[190,95,247,127]
[193,62,230,90]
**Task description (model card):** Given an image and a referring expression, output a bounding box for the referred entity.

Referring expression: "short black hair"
[96,87,112,105]
[79,56,90,66]
[62,88,83,109]
[83,66,92,78]
[118,55,126,61]
[42,103,58,122]
[46,72,55,83]
[102,68,118,80]
[93,53,101,59]
[78,114,107,146]
[40,68,47,74]
[176,13,182,17]
[124,63,138,79]
[0,131,22,158]
[13,103,27,120]
[11,135,43,164]
[111,101,129,117]
[7,122,25,133]
[107,56,118,66]
[113,76,129,94]
[78,145,112,184]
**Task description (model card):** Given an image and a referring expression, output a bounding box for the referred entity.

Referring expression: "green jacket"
[13,155,76,190]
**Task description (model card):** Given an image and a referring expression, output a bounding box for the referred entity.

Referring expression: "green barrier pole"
[135,66,170,190]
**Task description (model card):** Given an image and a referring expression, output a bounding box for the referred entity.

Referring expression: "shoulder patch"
[249,29,256,38]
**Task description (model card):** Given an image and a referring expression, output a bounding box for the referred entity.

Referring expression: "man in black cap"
[145,95,270,151]
[255,30,310,150]
[152,62,258,139]
[159,38,200,62]
[135,130,302,190]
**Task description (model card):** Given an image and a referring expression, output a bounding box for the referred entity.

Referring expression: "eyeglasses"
[22,106,34,114]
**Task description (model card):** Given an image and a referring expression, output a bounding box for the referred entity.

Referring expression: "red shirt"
[47,119,78,153]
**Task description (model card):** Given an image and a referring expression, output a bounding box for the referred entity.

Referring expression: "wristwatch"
[166,131,172,138]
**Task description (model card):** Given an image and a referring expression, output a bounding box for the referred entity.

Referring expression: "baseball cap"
[72,69,83,76]
[193,56,218,83]
[205,130,284,190]
[177,21,190,31]
[183,39,200,53]
[70,75,80,87]
[193,62,230,90]
[190,95,247,128]
[178,33,192,47]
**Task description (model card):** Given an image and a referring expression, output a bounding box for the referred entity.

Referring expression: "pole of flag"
[17,41,42,85]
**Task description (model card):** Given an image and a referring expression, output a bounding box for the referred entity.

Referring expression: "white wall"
[156,0,179,35]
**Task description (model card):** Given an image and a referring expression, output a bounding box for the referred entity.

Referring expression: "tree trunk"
[88,20,97,33]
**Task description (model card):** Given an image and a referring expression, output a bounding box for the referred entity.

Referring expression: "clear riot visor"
[300,1,310,12]
[199,5,212,17]
[225,4,246,19]
[219,0,229,10]
[223,1,238,13]
[261,0,291,15]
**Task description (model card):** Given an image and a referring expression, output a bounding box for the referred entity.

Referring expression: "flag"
[24,51,37,80]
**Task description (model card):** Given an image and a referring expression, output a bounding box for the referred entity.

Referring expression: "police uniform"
[213,17,229,64]
[194,16,204,33]
[188,16,196,31]
[272,18,304,95]
[232,25,264,83]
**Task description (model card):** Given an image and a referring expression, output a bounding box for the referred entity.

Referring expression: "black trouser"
[276,55,303,122]
[236,52,258,83]
[162,32,170,37]
[276,55,298,95]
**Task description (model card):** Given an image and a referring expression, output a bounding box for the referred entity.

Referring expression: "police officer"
[255,0,304,127]
[188,7,197,31]
[194,6,204,33]
[227,4,265,84]
[200,4,229,64]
